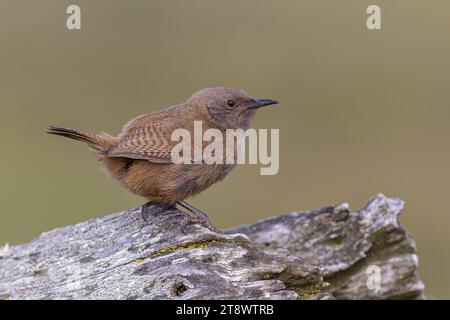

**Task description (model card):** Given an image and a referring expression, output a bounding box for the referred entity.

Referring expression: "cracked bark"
[0,194,424,300]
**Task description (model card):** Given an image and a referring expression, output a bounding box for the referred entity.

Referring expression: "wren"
[47,87,278,232]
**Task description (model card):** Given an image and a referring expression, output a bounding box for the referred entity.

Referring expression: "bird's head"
[188,87,278,130]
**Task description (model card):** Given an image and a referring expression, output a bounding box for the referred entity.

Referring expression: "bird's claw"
[179,214,222,234]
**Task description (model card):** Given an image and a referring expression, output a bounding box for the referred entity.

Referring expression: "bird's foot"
[177,200,223,234]
[141,201,176,222]
[179,215,223,235]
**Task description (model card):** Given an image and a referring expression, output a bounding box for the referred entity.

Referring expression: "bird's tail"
[46,125,117,153]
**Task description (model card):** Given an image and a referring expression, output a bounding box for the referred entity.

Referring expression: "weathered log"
[0,194,424,300]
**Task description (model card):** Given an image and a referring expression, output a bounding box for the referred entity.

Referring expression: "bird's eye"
[227,100,236,107]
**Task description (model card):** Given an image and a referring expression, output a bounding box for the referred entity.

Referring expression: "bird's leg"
[141,201,176,222]
[141,202,152,222]
[177,200,222,234]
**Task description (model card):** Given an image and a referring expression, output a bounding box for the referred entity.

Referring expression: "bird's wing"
[107,123,178,163]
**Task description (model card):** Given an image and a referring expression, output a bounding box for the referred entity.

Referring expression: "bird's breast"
[121,161,236,204]
[171,164,236,200]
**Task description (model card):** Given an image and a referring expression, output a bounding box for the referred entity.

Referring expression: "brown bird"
[47,87,278,232]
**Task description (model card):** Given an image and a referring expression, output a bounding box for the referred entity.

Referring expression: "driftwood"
[0,194,424,300]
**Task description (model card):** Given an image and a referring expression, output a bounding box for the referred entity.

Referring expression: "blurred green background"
[1,0,449,298]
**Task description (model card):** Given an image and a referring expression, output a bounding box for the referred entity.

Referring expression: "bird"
[47,87,278,232]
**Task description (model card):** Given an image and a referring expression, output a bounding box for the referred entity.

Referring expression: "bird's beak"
[248,98,279,110]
